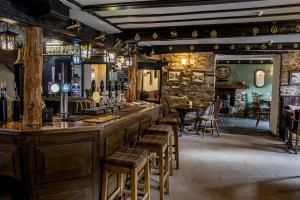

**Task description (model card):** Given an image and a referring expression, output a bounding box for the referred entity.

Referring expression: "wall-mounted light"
[181,57,187,65]
[0,24,17,50]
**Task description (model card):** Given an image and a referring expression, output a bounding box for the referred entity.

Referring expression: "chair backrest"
[160,96,171,117]
[213,98,222,119]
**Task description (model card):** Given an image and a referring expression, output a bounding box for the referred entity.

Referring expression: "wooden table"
[173,104,204,136]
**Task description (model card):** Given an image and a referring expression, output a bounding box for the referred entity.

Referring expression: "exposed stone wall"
[156,53,215,106]
[281,51,300,85]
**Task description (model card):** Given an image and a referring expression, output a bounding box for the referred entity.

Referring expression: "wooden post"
[127,54,137,102]
[22,26,43,126]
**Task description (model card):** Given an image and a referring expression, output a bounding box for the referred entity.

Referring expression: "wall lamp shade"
[0,30,17,50]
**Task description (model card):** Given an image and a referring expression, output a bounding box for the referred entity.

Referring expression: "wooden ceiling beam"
[82,0,262,11]
[104,3,300,19]
[115,12,300,25]
[140,43,297,54]
[115,20,300,41]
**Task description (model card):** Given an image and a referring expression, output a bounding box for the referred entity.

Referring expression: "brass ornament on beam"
[246,45,251,50]
[169,46,173,52]
[152,32,158,39]
[277,44,283,49]
[295,25,300,33]
[210,30,217,38]
[190,45,195,51]
[170,31,177,38]
[230,44,235,50]
[293,43,299,49]
[192,30,198,38]
[214,44,219,50]
[261,43,267,50]
[134,33,140,41]
[252,27,259,36]
[271,24,278,34]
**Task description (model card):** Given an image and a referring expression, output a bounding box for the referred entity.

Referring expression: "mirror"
[254,69,266,88]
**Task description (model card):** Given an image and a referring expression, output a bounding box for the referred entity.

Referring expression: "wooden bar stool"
[136,134,170,200]
[145,124,174,176]
[101,147,151,200]
[157,116,180,169]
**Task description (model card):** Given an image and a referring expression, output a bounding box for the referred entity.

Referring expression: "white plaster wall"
[143,70,160,92]
[0,64,15,97]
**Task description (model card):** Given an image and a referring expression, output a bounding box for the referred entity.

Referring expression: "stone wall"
[156,53,215,106]
[281,51,300,85]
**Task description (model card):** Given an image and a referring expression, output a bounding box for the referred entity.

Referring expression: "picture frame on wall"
[289,70,300,85]
[168,70,181,82]
[181,71,190,82]
[191,71,205,83]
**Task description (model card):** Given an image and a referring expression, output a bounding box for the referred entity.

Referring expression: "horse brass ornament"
[294,43,299,49]
[230,44,235,50]
[295,25,300,33]
[192,30,198,38]
[134,33,140,41]
[277,44,283,49]
[261,43,267,50]
[152,32,158,39]
[170,31,177,38]
[210,30,217,38]
[214,44,219,50]
[271,25,278,34]
[252,27,259,36]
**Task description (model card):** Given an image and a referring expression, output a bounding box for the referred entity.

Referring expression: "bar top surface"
[0,102,159,135]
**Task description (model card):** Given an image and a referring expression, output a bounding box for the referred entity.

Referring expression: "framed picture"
[191,71,205,83]
[181,71,190,82]
[289,70,300,85]
[168,70,181,82]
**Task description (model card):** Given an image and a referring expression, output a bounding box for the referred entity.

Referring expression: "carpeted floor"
[150,117,300,200]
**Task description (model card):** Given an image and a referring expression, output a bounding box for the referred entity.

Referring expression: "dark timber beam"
[140,43,296,54]
[115,20,300,41]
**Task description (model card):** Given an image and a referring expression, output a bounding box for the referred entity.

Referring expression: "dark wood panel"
[39,187,93,200]
[0,144,21,180]
[105,130,125,156]
[36,142,93,184]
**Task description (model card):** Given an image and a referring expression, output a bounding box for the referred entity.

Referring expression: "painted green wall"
[216,64,273,116]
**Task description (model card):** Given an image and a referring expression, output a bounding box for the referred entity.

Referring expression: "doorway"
[215,54,281,135]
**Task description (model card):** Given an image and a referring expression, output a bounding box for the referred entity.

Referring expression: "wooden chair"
[196,98,222,137]
[287,111,300,154]
[101,147,150,200]
[254,99,270,127]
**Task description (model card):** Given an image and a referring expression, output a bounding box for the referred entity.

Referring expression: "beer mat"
[62,115,90,122]
[84,115,121,123]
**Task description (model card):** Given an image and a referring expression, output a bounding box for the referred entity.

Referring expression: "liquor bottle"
[100,80,104,95]
[12,83,21,121]
[0,83,7,123]
[3,82,12,122]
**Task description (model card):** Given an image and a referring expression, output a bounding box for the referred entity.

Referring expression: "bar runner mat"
[62,115,90,122]
[83,115,121,123]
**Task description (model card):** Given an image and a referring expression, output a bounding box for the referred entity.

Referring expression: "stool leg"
[159,149,164,200]
[169,134,173,176]
[215,120,220,137]
[101,169,109,200]
[117,173,124,199]
[295,133,299,154]
[173,125,179,169]
[165,146,170,195]
[130,168,138,200]
[144,158,151,200]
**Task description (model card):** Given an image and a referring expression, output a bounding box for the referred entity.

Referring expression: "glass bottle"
[12,83,21,121]
[0,82,7,123]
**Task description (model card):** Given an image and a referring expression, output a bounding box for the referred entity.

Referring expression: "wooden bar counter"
[0,103,160,200]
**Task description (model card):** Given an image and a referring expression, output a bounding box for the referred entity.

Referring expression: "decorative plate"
[216,66,231,80]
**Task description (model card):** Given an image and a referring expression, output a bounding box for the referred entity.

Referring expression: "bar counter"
[0,103,160,200]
